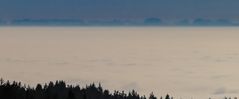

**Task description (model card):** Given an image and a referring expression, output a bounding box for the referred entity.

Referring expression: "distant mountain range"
[0,18,239,26]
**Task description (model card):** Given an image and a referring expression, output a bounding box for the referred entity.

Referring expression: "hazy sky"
[1,27,239,99]
[1,0,239,20]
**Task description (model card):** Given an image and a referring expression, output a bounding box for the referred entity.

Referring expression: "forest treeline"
[0,78,171,99]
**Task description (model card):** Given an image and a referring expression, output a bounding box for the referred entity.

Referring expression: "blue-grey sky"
[1,0,239,20]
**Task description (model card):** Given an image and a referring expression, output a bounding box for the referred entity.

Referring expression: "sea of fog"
[0,27,239,99]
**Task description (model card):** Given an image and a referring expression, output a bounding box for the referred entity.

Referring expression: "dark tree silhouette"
[0,78,173,99]
[165,94,170,99]
[149,92,157,99]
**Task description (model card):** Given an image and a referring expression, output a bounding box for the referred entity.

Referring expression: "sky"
[1,27,239,99]
[1,0,239,20]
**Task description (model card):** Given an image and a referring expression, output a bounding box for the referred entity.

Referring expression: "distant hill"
[144,18,162,25]
[0,18,238,26]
